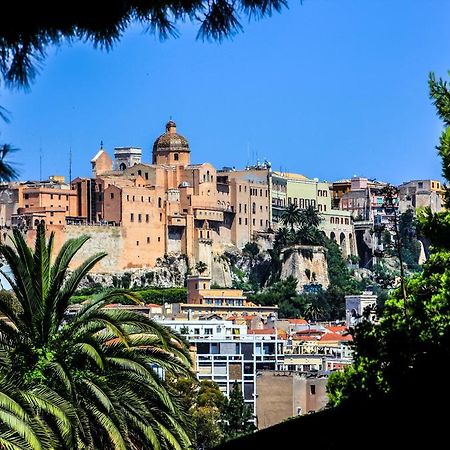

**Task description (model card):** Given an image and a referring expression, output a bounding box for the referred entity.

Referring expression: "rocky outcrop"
[77,255,188,289]
[280,245,329,292]
[211,254,233,287]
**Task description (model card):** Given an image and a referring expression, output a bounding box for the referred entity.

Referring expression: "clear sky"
[1,0,450,184]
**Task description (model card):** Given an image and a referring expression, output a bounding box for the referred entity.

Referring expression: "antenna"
[69,145,72,183]
[39,145,42,181]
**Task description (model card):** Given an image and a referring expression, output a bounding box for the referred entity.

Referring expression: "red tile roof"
[248,329,276,335]
[325,325,348,333]
[320,332,353,342]
[288,318,308,325]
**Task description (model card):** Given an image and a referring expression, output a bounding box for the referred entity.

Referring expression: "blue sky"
[1,0,450,184]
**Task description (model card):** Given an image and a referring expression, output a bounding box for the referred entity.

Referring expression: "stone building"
[398,179,444,213]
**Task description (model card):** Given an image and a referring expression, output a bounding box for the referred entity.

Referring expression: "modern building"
[161,319,284,419]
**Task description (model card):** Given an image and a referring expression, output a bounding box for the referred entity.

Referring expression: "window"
[252,218,255,225]
[145,172,149,180]
[310,385,316,395]
[252,202,256,214]
[159,213,162,221]
[239,204,242,213]
[50,194,54,200]
[66,206,69,211]
[260,189,263,196]
[130,213,134,222]
[138,214,142,222]
[136,241,139,246]
[260,205,263,212]
[132,195,135,201]
[174,153,179,161]
[141,196,143,202]
[245,218,248,225]
[244,204,247,213]
[239,218,242,225]
[418,182,423,188]
[205,328,213,335]
[158,237,161,242]
[24,193,29,199]
[239,185,242,192]
[126,195,129,201]
[146,214,149,223]
[260,219,263,226]
[50,212,54,217]
[147,237,150,244]
[110,192,114,199]
[158,197,162,208]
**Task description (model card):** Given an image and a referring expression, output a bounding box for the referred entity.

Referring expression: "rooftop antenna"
[69,145,72,183]
[100,140,104,149]
[39,142,42,181]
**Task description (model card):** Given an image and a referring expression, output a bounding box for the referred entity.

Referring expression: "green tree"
[221,382,255,442]
[280,204,302,231]
[298,204,322,228]
[0,225,193,449]
[327,70,450,408]
[173,378,225,449]
[195,261,208,274]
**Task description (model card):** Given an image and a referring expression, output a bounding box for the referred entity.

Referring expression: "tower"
[152,120,191,166]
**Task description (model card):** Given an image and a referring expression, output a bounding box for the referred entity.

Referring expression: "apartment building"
[161,318,284,418]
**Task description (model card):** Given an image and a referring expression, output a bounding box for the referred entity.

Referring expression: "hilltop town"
[0,119,441,434]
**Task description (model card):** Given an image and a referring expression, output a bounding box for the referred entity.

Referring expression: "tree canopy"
[327,71,450,408]
[0,0,288,89]
[0,225,194,449]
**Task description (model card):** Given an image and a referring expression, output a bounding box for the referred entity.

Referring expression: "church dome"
[152,120,190,154]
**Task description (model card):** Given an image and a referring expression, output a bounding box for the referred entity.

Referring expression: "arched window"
[252,202,256,214]
[138,170,142,176]
[174,153,179,161]
[158,197,162,208]
[119,163,126,171]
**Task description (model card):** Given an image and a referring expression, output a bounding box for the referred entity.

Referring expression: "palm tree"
[195,261,208,275]
[280,204,302,231]
[304,303,324,322]
[299,205,322,228]
[0,225,194,449]
[0,144,18,181]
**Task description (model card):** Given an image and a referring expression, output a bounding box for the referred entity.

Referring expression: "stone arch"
[340,232,348,258]
[119,163,126,171]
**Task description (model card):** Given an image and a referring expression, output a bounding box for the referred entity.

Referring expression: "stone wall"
[280,245,329,292]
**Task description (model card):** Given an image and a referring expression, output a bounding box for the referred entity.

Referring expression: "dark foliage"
[0,0,288,88]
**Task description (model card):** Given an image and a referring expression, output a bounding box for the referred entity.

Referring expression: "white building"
[160,319,284,418]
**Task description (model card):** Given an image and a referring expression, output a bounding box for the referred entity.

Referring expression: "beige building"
[170,275,278,319]
[272,171,356,257]
[398,179,444,213]
[256,370,328,429]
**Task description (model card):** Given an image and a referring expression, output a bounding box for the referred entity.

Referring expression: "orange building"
[65,120,273,271]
